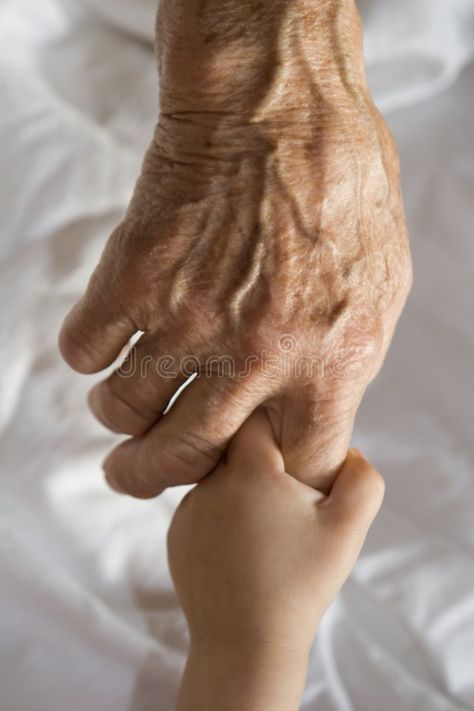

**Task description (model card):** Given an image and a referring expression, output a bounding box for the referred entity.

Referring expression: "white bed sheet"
[0,1,473,709]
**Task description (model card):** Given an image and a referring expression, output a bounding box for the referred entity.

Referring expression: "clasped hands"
[59,3,410,705]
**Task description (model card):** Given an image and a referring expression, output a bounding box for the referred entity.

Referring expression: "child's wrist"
[189,637,311,663]
[188,638,311,692]
[179,640,310,711]
[187,615,322,667]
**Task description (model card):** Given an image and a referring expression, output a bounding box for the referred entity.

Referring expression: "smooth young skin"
[59,0,412,497]
[168,411,385,711]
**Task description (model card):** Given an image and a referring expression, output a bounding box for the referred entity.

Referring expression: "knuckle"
[334,316,384,377]
[91,380,151,436]
[107,375,159,420]
[156,430,220,486]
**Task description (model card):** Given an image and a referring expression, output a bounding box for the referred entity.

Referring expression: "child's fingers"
[226,408,285,474]
[321,449,385,533]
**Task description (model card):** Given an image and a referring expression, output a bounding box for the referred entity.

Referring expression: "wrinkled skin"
[59,0,412,496]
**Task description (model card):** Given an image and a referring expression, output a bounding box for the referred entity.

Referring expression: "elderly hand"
[59,0,411,496]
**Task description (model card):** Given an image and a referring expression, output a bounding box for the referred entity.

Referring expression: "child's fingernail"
[352,448,367,461]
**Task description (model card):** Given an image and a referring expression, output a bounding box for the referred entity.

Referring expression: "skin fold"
[59,0,412,496]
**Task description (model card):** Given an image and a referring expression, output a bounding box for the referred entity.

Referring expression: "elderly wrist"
[157,0,366,117]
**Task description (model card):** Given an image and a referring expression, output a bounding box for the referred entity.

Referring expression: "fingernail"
[352,448,367,461]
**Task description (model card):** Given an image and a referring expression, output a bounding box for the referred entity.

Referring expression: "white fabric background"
[0,0,473,709]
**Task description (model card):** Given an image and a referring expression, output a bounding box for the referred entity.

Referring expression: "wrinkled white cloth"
[0,0,473,710]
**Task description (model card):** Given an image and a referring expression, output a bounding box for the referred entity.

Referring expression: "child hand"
[167,409,384,710]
